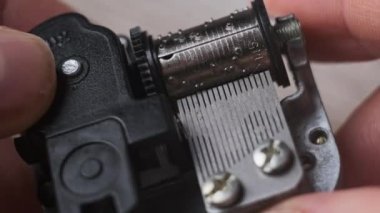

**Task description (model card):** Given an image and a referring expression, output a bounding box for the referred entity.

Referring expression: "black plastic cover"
[15,13,183,213]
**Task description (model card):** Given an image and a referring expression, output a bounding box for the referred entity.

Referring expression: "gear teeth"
[130,27,157,96]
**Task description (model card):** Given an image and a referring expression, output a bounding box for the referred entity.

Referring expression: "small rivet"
[62,59,81,76]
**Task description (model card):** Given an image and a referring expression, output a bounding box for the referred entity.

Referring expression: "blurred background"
[62,0,379,130]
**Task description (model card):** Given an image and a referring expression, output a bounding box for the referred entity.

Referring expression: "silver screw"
[253,140,294,175]
[201,173,241,208]
[62,59,81,76]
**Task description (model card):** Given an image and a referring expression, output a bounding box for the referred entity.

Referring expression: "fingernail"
[0,28,56,138]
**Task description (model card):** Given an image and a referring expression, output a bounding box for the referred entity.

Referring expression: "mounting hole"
[300,153,316,171]
[309,128,329,145]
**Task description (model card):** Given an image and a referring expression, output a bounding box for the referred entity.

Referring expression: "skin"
[264,0,380,212]
[0,0,378,212]
[0,0,71,212]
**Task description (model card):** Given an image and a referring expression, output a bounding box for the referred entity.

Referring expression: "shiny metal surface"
[281,33,340,191]
[177,71,304,213]
[274,15,302,48]
[175,11,339,212]
[157,8,270,98]
[61,59,82,76]
[253,139,294,175]
[202,173,242,208]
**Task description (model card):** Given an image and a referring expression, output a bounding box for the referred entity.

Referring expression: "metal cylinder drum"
[156,8,271,98]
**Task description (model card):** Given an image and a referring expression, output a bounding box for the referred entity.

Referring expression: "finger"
[337,87,380,187]
[265,0,380,61]
[263,187,380,213]
[0,1,71,212]
[0,0,73,138]
[0,138,41,213]
[0,28,56,138]
[2,0,72,31]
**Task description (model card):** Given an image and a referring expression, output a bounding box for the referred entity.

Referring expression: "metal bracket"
[282,37,341,191]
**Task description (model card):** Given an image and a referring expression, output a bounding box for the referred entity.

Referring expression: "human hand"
[0,0,378,212]
[0,0,71,212]
[264,0,380,212]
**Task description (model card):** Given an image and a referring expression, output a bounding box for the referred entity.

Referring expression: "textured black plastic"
[15,13,185,213]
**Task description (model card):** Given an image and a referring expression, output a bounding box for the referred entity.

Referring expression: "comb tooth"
[196,92,224,173]
[177,70,298,203]
[177,71,302,208]
[208,88,234,168]
[265,77,281,134]
[230,81,251,156]
[223,83,245,162]
[189,95,216,178]
[201,91,228,172]
[217,85,239,165]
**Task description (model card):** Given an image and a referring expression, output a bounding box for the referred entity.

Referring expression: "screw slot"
[309,128,329,145]
[253,140,294,175]
[201,173,241,208]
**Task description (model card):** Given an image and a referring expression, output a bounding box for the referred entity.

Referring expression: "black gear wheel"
[130,27,157,96]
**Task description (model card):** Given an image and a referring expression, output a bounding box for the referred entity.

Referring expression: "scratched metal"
[177,71,293,182]
[157,9,271,98]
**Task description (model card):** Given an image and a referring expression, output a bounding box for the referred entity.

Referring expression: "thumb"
[0,27,56,138]
[263,187,380,213]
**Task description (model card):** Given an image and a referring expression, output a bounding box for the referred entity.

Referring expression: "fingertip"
[264,187,380,213]
[4,0,73,31]
[0,138,42,212]
[265,0,342,26]
[0,28,56,138]
[265,0,291,16]
[337,88,380,187]
[265,0,380,60]
[265,0,307,17]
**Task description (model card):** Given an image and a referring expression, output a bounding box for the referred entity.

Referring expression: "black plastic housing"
[15,14,194,213]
